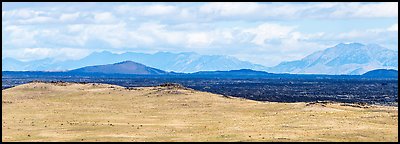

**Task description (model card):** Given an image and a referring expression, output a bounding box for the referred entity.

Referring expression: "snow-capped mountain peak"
[268,43,398,75]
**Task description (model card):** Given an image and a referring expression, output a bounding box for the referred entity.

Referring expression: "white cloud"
[2,9,57,25]
[310,24,398,51]
[2,9,45,19]
[109,2,398,24]
[186,32,213,47]
[199,2,260,16]
[4,25,38,47]
[2,2,398,66]
[387,23,398,32]
[17,16,55,24]
[3,19,395,65]
[59,12,80,22]
[243,23,296,46]
[67,24,85,33]
[352,2,398,18]
[142,5,178,16]
[4,48,90,61]
[93,12,117,23]
[84,23,129,48]
[331,2,398,18]
[332,24,398,40]
[3,3,398,26]
[198,2,398,21]
[116,4,178,16]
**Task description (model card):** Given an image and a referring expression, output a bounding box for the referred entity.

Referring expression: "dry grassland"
[2,82,398,142]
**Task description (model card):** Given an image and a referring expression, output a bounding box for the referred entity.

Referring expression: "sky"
[2,2,398,67]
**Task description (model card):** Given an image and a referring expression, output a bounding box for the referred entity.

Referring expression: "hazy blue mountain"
[3,43,398,75]
[362,69,398,78]
[268,43,398,75]
[2,58,25,71]
[70,61,166,75]
[2,51,267,73]
[2,58,56,71]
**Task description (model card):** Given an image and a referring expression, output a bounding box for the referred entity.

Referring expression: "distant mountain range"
[66,60,397,79]
[3,61,397,79]
[267,43,398,75]
[2,51,266,73]
[70,61,167,75]
[2,43,398,75]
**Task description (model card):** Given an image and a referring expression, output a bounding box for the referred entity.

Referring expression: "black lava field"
[2,74,397,106]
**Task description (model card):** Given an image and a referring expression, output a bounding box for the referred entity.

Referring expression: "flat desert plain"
[2,82,398,142]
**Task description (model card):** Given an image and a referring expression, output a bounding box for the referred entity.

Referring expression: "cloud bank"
[2,2,398,66]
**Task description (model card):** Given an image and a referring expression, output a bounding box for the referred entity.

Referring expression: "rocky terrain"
[2,82,398,142]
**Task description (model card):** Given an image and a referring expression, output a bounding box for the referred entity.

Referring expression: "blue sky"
[2,2,398,66]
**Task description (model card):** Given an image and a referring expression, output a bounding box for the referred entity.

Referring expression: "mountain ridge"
[362,69,398,78]
[2,51,267,73]
[69,60,167,75]
[2,43,398,75]
[267,43,398,75]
